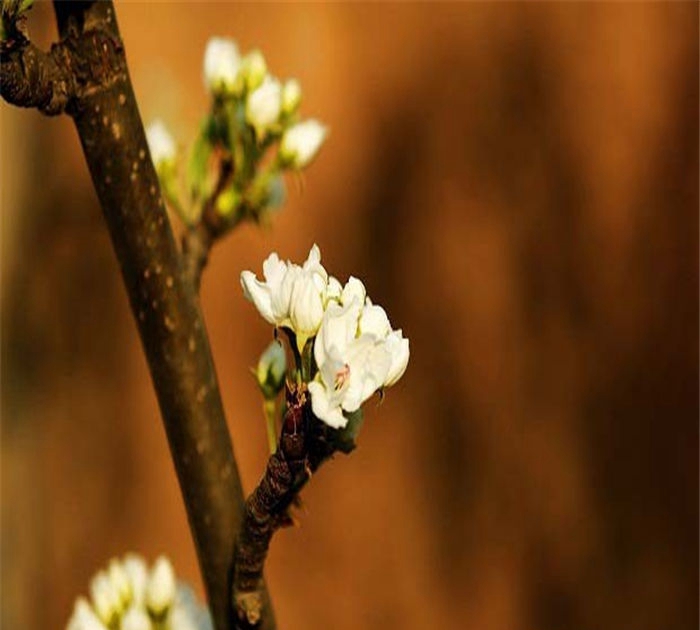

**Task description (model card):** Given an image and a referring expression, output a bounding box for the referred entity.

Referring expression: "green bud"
[256,340,286,400]
[216,187,240,218]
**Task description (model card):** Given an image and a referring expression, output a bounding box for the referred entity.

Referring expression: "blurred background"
[1,2,698,629]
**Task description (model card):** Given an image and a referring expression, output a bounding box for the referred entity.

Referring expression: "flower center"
[334,364,350,391]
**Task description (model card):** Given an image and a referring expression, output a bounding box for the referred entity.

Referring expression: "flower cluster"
[145,37,327,230]
[66,554,212,630]
[241,245,409,430]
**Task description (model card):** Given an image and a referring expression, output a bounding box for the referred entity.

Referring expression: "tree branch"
[2,3,276,628]
[232,383,336,625]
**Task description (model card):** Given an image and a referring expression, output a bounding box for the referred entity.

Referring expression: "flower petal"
[308,380,347,428]
[240,271,275,325]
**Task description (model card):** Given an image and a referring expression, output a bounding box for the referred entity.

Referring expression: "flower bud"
[67,597,108,630]
[256,340,286,400]
[239,49,267,92]
[203,37,241,95]
[146,556,176,616]
[145,120,176,170]
[122,554,148,607]
[281,79,302,116]
[108,558,131,606]
[120,606,152,630]
[279,119,327,169]
[246,76,282,137]
[90,571,122,624]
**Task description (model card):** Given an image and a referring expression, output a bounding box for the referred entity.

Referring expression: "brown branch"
[232,383,336,626]
[0,34,74,114]
[2,3,276,629]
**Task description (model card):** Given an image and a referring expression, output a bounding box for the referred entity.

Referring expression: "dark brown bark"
[2,3,275,629]
[232,383,336,626]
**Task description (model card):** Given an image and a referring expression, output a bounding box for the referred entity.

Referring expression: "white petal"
[240,271,275,325]
[308,381,347,428]
[107,558,131,605]
[145,120,176,167]
[314,301,361,370]
[146,556,176,615]
[90,571,121,623]
[271,265,300,324]
[384,331,410,387]
[68,597,108,630]
[325,276,342,304]
[203,37,240,92]
[122,554,148,607]
[360,304,391,339]
[289,276,324,337]
[341,276,366,306]
[246,76,282,135]
[262,252,287,286]
[120,606,152,630]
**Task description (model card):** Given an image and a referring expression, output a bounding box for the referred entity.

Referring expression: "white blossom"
[108,558,131,606]
[120,606,152,630]
[203,37,241,94]
[239,49,267,92]
[146,556,176,615]
[67,597,108,630]
[122,554,149,607]
[279,119,327,169]
[383,329,410,387]
[90,571,122,624]
[246,76,282,136]
[145,120,176,169]
[241,244,328,340]
[281,78,302,116]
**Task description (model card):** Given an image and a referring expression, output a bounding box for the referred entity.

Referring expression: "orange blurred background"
[2,2,698,629]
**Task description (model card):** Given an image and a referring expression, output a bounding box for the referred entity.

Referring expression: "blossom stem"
[263,399,278,454]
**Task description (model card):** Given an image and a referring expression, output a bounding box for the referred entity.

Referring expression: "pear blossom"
[240,244,328,336]
[203,37,241,94]
[309,300,393,428]
[281,78,302,116]
[66,555,211,630]
[145,120,176,169]
[383,329,410,387]
[67,597,108,630]
[239,49,267,92]
[146,555,176,615]
[279,119,327,169]
[90,570,122,623]
[246,76,282,136]
[120,606,152,630]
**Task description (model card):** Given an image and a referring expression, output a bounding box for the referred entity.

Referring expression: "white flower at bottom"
[146,556,176,615]
[279,119,327,169]
[67,597,108,630]
[145,120,176,169]
[120,606,152,630]
[203,37,241,94]
[383,329,410,387]
[122,554,149,607]
[90,571,122,623]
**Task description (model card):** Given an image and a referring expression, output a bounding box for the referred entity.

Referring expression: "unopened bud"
[246,76,282,138]
[203,37,241,95]
[146,556,176,616]
[281,79,302,117]
[256,340,286,400]
[239,49,267,92]
[279,119,327,169]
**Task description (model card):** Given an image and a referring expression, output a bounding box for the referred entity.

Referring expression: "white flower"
[279,119,327,169]
[281,78,302,116]
[203,37,241,94]
[120,606,152,630]
[146,556,176,615]
[289,245,328,347]
[90,571,122,623]
[108,558,131,606]
[239,49,267,92]
[241,244,328,342]
[122,554,149,607]
[309,301,392,428]
[246,76,282,136]
[324,276,342,305]
[341,276,365,306]
[145,120,176,169]
[67,597,108,630]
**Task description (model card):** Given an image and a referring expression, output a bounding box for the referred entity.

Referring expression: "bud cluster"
[66,554,212,630]
[145,36,327,230]
[242,245,409,439]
